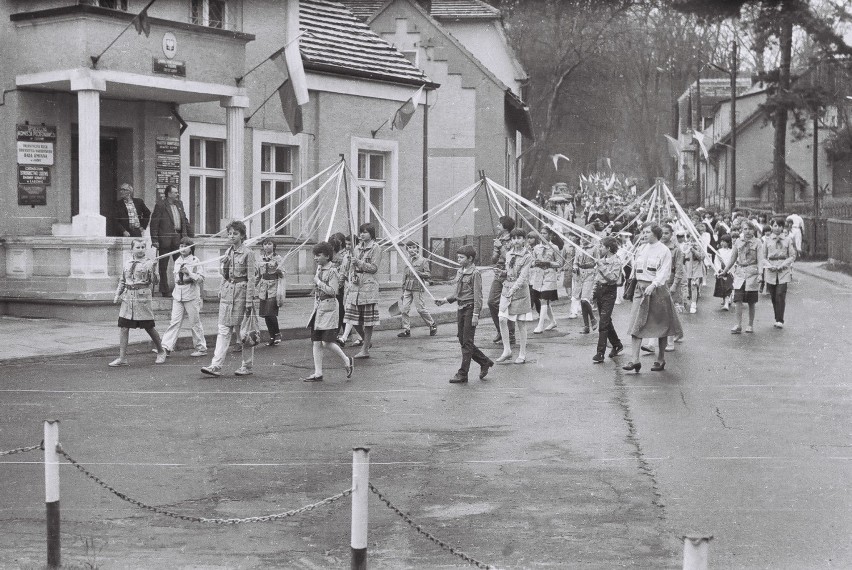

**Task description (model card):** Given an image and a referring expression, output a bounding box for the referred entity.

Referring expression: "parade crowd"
[107,182,802,384]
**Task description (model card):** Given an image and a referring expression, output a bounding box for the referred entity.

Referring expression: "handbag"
[623,277,638,301]
[239,307,261,347]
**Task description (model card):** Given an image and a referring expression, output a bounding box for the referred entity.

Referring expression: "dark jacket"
[150,198,192,246]
[113,198,151,237]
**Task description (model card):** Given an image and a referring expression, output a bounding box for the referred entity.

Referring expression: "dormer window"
[191,0,227,29]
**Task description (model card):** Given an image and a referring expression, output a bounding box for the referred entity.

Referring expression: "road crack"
[714,406,741,430]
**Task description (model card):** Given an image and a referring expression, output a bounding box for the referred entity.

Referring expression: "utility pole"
[730,40,737,213]
[813,113,819,218]
[695,70,703,208]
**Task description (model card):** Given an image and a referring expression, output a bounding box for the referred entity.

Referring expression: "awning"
[505,90,534,141]
[16,68,244,105]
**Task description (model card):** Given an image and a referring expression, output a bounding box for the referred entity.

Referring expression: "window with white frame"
[191,0,227,28]
[189,137,225,235]
[357,151,387,237]
[260,144,295,236]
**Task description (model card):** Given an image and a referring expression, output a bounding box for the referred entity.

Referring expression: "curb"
[0,308,464,367]
[793,263,852,289]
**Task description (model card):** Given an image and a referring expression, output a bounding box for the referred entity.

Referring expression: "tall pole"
[695,70,703,208]
[422,94,429,249]
[813,113,819,217]
[730,41,738,212]
[350,447,370,570]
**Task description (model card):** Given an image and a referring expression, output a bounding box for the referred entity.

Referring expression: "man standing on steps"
[488,216,516,346]
[151,185,192,297]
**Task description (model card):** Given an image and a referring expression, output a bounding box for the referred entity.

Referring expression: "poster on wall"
[17,125,55,205]
[17,124,56,166]
[155,135,181,200]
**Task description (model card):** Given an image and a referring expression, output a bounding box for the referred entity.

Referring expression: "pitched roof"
[430,0,500,20]
[340,0,500,21]
[300,0,434,87]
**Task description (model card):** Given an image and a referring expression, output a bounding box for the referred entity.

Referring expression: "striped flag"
[273,41,310,135]
[392,85,425,130]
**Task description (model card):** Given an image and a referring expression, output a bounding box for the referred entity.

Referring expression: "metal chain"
[369,483,495,570]
[0,442,42,457]
[57,446,352,524]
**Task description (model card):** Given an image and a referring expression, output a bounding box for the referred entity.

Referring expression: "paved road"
[0,271,849,568]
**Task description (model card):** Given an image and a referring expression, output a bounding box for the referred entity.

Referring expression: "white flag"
[693,131,709,161]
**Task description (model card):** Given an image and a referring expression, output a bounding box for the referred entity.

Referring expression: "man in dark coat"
[113,183,151,238]
[151,184,193,297]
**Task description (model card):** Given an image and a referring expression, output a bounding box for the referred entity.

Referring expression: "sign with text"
[155,135,181,199]
[18,165,51,185]
[153,57,186,77]
[16,124,56,143]
[18,185,47,206]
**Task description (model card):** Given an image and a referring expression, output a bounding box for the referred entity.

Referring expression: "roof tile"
[300,0,431,86]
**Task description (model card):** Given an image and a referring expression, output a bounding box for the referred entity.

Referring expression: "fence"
[429,234,497,281]
[826,218,852,265]
[2,421,498,570]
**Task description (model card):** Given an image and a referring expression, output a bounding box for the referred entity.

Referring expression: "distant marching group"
[107,206,801,384]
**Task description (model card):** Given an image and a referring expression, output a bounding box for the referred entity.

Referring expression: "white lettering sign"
[17,141,54,165]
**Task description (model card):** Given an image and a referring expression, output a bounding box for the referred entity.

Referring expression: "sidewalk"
[792,260,852,289]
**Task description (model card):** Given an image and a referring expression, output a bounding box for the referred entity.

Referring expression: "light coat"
[310,265,340,331]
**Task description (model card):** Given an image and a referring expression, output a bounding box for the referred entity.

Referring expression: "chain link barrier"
[0,442,42,457]
[56,445,352,525]
[369,482,496,570]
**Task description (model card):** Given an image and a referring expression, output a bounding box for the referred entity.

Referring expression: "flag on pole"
[551,153,570,171]
[273,40,310,135]
[133,7,151,37]
[693,130,709,161]
[391,85,425,130]
[664,135,680,159]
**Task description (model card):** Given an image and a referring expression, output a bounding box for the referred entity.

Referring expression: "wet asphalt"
[0,270,850,569]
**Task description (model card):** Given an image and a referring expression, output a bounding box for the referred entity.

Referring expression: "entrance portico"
[16,67,247,237]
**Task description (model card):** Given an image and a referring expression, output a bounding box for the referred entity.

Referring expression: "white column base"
[6,247,34,279]
[71,213,107,237]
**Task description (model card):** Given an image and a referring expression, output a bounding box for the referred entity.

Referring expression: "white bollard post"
[350,446,370,570]
[44,419,60,569]
[682,534,712,570]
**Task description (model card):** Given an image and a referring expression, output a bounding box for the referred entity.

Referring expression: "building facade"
[342,0,533,238]
[0,0,433,318]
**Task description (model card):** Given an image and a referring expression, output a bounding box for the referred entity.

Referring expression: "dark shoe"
[580,326,590,334]
[592,353,605,363]
[449,373,469,383]
[492,335,502,344]
[233,344,243,353]
[640,345,655,353]
[267,334,281,347]
[353,352,370,360]
[345,356,354,379]
[651,361,666,372]
[429,324,438,336]
[608,345,624,358]
[397,330,411,338]
[622,361,641,373]
[479,361,494,380]
[590,318,598,331]
[302,375,323,382]
[335,336,346,348]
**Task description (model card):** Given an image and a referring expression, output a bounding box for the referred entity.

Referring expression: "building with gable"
[0,0,434,318]
[341,0,533,238]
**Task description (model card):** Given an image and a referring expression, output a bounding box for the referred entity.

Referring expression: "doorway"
[71,133,122,235]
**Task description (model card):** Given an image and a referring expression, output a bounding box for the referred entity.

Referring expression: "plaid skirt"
[343,303,380,327]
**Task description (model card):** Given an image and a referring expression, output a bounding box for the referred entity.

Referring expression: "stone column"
[70,72,107,236]
[221,96,250,224]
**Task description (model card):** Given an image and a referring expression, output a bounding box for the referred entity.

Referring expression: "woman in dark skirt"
[622,223,683,373]
[110,239,167,367]
[532,226,561,333]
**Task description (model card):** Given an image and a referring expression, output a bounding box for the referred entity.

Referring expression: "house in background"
[0,0,434,319]
[341,0,533,238]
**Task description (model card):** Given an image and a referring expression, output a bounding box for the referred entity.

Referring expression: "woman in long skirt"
[622,222,683,373]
